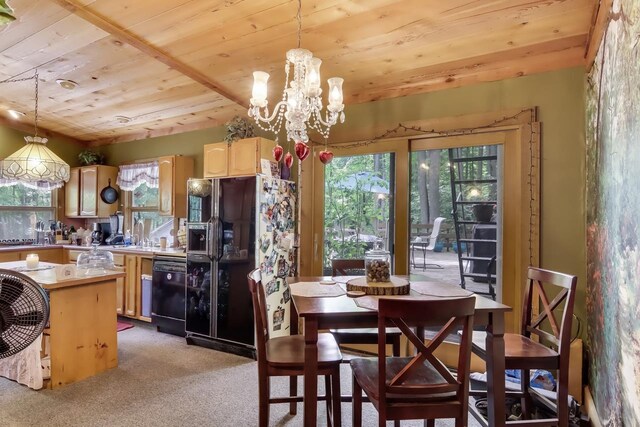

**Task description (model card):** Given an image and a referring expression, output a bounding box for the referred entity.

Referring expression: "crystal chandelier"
[248,0,345,150]
[1,72,70,190]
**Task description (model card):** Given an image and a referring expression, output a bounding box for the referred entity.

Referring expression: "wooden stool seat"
[351,357,458,403]
[471,332,559,369]
[267,333,342,367]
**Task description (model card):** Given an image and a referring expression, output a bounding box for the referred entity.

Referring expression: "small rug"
[117,321,134,332]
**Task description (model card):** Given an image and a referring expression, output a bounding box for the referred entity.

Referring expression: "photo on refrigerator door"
[257,175,297,338]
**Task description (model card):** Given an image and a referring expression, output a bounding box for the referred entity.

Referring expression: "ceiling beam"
[584,0,614,71]
[49,0,247,108]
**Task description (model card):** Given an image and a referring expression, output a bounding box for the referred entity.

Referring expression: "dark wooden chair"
[351,296,476,427]
[330,259,401,358]
[469,267,577,426]
[247,269,342,427]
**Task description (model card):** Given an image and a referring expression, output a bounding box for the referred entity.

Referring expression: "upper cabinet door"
[158,156,175,216]
[228,138,258,177]
[65,168,80,217]
[80,166,98,216]
[203,142,229,178]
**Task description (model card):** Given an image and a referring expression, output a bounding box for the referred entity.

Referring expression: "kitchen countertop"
[0,261,125,290]
[62,245,187,257]
[0,244,186,257]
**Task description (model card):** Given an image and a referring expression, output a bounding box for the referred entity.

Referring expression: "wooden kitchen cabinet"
[125,255,138,317]
[64,168,79,217]
[65,165,119,218]
[203,143,228,177]
[203,137,276,178]
[158,155,193,217]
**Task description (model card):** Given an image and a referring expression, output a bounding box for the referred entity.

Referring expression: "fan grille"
[0,269,50,359]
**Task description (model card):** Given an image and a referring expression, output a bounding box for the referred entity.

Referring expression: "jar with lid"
[77,245,115,276]
[365,244,391,283]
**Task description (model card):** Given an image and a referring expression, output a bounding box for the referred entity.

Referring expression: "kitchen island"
[0,261,125,389]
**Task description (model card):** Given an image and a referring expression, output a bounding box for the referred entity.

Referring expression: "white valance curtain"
[117,161,159,191]
[0,178,60,191]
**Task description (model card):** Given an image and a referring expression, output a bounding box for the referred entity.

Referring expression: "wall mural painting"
[585,0,640,425]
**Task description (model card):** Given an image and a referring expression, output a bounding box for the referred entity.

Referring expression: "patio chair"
[410,217,445,270]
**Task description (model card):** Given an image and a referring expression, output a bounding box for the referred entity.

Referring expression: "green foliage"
[0,184,53,240]
[132,182,158,208]
[78,150,105,166]
[224,116,256,143]
[323,154,391,268]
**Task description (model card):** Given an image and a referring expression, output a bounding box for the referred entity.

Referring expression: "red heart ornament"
[272,144,284,162]
[284,152,293,169]
[294,141,310,161]
[318,150,334,165]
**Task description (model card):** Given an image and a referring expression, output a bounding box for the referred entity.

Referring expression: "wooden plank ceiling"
[0,0,598,146]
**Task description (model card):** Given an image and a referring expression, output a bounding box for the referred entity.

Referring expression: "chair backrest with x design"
[521,267,577,356]
[376,297,475,405]
[331,259,365,276]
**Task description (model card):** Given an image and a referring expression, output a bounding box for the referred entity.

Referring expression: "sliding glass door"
[322,153,395,275]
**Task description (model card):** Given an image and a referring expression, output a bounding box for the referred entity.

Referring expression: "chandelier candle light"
[0,72,70,189]
[248,0,343,165]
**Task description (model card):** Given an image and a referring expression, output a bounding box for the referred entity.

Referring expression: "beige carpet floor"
[0,322,482,426]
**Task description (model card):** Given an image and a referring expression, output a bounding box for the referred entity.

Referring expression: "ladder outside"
[448,147,498,300]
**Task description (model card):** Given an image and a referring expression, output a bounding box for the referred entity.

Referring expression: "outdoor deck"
[409,249,495,297]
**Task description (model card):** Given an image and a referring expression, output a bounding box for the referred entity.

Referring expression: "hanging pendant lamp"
[0,0,16,25]
[0,72,70,190]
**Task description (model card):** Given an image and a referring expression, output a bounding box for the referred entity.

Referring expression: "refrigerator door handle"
[206,218,214,260]
[216,217,224,261]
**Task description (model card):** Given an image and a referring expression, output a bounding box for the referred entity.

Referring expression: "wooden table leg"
[485,312,506,427]
[290,301,299,415]
[303,317,319,426]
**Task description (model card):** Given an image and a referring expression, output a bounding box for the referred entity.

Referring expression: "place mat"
[11,265,56,272]
[353,295,415,311]
[290,282,346,298]
[331,275,362,283]
[410,281,474,297]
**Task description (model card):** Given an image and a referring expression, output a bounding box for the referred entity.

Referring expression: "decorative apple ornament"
[284,152,294,169]
[272,144,284,162]
[294,141,310,161]
[318,149,334,165]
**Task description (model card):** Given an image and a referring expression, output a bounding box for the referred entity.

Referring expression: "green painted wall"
[0,126,85,167]
[99,127,228,178]
[100,67,587,326]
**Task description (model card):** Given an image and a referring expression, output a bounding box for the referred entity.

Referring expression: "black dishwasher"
[151,256,186,336]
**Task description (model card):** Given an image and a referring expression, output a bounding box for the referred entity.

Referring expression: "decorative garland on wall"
[305,106,539,269]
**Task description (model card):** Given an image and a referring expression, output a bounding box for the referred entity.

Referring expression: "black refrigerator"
[184,175,296,357]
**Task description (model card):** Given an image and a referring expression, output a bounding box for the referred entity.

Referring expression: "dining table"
[290,275,512,427]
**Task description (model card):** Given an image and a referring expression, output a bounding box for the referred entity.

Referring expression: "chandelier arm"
[251,100,288,123]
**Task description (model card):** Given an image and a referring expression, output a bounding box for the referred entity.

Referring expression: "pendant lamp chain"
[34,71,39,137]
[296,0,302,49]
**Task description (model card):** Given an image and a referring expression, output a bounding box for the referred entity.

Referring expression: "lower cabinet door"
[125,256,138,317]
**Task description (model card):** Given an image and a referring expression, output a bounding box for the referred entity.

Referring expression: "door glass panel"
[323,153,394,275]
[410,145,503,299]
